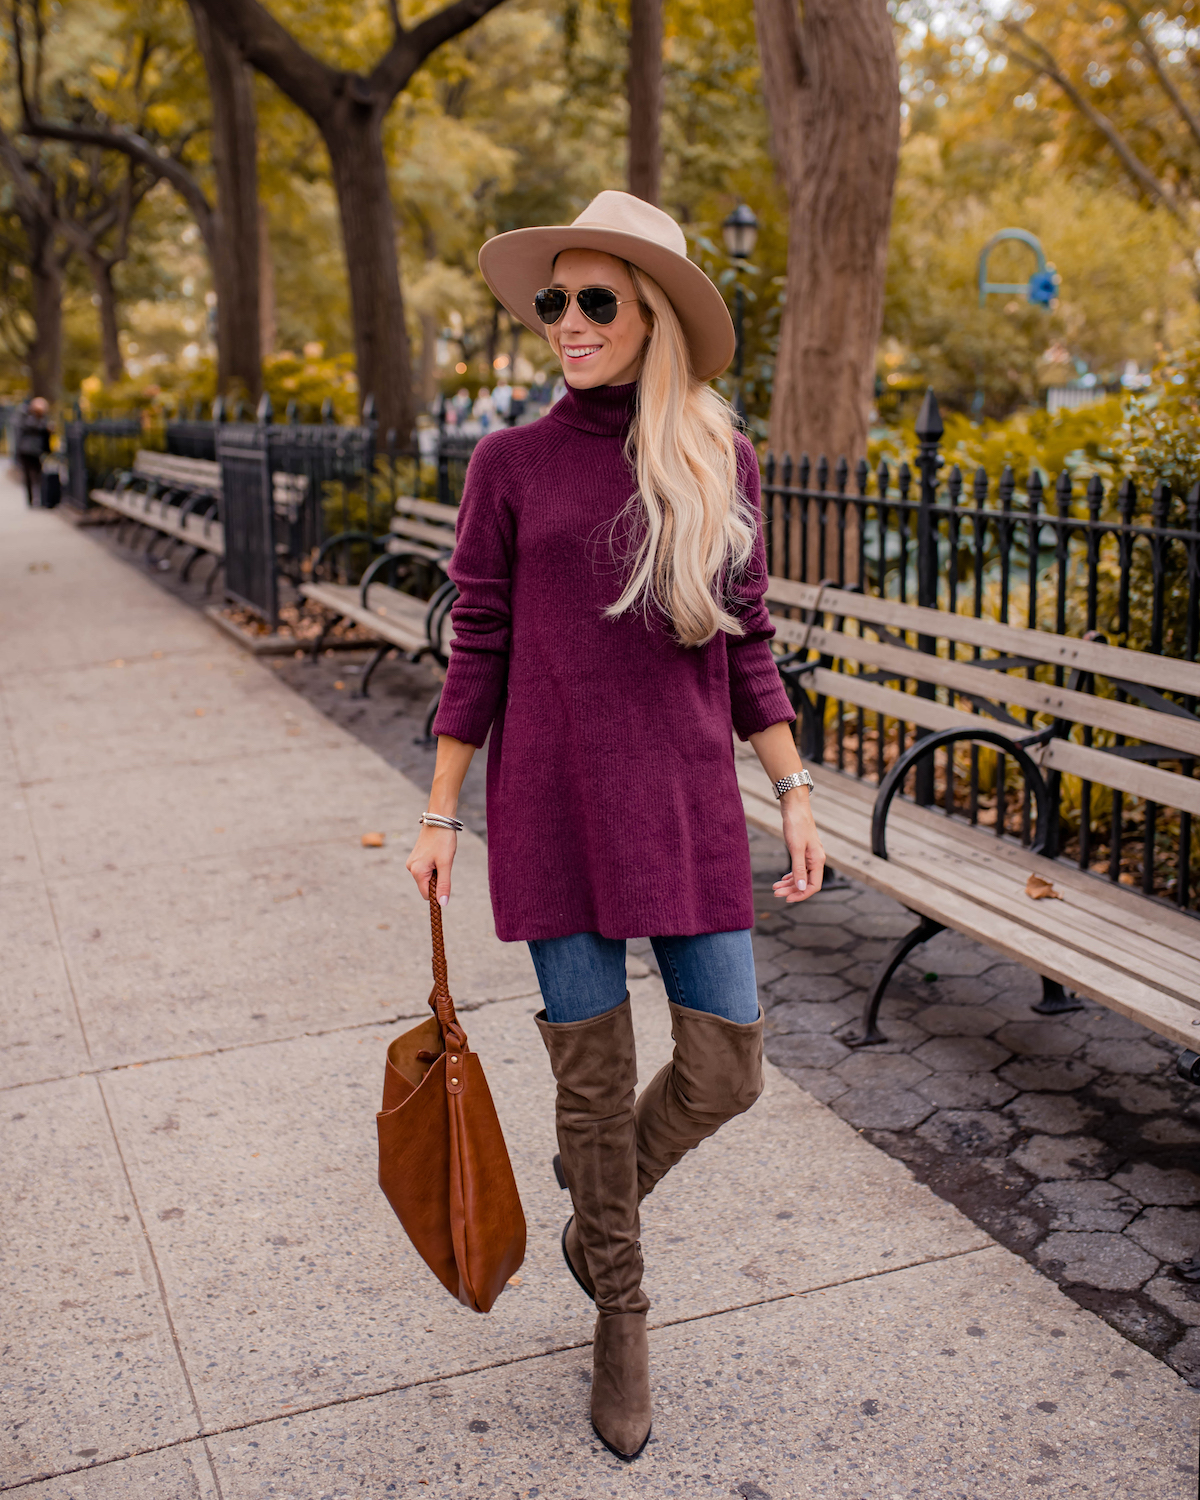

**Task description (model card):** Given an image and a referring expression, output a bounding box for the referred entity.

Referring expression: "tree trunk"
[419,308,439,407]
[628,0,663,205]
[323,108,414,433]
[87,257,124,384]
[24,216,62,400]
[188,0,262,398]
[258,203,276,357]
[754,0,899,473]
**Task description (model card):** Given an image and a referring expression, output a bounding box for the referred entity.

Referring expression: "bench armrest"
[312,530,388,579]
[870,727,1053,861]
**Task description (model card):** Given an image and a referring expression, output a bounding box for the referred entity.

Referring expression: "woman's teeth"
[565,346,602,360]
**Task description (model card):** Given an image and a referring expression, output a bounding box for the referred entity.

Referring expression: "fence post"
[913,387,943,805]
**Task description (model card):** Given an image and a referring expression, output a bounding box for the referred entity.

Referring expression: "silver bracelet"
[772,770,815,800]
[419,812,464,832]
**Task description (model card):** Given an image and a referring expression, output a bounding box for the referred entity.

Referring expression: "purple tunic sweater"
[431,381,795,942]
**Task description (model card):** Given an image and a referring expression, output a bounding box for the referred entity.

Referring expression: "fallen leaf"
[507,1274,523,1287]
[334,680,346,690]
[361,831,385,847]
[377,922,390,930]
[194,708,205,717]
[111,658,125,668]
[1025,873,1063,901]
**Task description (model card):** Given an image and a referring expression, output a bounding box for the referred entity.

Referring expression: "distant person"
[16,397,50,506]
[492,379,513,421]
[407,191,824,1463]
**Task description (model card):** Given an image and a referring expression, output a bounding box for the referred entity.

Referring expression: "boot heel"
[552,1151,567,1189]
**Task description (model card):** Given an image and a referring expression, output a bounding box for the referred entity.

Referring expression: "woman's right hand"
[406,826,458,905]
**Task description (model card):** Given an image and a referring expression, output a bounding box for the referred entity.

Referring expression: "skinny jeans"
[528,929,759,1026]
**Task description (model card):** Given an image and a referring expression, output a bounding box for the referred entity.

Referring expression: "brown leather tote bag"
[376,872,526,1313]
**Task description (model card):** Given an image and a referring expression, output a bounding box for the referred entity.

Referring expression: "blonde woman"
[407,191,824,1462]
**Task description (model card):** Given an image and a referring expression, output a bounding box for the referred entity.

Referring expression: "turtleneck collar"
[548,380,638,437]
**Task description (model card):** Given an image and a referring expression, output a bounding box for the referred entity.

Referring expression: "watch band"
[772,770,814,800]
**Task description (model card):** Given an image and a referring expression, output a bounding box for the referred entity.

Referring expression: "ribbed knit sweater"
[431,381,795,942]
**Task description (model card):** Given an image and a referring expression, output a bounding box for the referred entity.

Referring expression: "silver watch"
[772,770,814,801]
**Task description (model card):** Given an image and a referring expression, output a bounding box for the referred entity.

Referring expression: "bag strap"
[428,871,467,1050]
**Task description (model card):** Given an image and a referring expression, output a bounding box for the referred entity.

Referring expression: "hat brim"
[478,225,736,383]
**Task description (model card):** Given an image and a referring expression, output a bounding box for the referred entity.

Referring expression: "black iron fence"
[62,415,146,508]
[761,389,1200,916]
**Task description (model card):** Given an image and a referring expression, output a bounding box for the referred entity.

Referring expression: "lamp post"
[722,203,758,422]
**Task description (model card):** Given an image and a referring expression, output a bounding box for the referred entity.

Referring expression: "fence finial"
[257,392,274,424]
[915,387,944,445]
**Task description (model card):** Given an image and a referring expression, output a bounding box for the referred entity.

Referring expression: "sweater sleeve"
[430,437,516,747]
[726,435,796,741]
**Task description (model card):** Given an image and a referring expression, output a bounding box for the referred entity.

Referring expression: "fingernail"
[797,880,806,891]
[438,894,448,907]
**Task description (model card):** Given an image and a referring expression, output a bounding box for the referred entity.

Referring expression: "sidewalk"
[2,475,1197,1499]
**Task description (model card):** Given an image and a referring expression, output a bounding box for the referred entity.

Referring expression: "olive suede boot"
[536,995,652,1461]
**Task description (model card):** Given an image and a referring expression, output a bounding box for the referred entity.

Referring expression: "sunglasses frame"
[532,286,641,328]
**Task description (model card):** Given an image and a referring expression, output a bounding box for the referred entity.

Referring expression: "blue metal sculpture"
[977,228,1060,308]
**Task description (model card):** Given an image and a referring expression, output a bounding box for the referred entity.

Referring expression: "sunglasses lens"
[534,289,568,325]
[577,288,620,325]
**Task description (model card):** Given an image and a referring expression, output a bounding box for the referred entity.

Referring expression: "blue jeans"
[528,930,759,1026]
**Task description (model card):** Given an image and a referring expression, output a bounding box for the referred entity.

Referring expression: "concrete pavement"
[1,476,1197,1498]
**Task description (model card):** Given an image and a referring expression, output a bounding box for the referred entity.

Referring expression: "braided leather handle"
[427,871,465,1047]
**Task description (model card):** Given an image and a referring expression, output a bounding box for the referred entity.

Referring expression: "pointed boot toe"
[590,1311,651,1461]
[561,1215,596,1301]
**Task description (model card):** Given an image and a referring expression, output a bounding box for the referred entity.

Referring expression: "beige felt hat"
[478,190,736,382]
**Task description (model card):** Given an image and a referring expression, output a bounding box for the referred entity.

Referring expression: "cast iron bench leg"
[203,556,222,595]
[852,911,945,1047]
[1032,977,1085,1015]
[420,688,443,746]
[356,642,394,699]
[1178,1050,1200,1084]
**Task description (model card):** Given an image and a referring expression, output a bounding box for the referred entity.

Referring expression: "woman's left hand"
[772,796,826,904]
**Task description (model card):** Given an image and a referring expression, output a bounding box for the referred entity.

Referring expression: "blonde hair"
[606,264,756,647]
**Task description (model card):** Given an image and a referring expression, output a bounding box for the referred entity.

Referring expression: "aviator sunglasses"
[533,286,639,328]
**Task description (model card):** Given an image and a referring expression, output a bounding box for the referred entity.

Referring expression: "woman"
[407,191,824,1462]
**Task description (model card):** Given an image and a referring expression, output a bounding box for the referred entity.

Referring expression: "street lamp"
[722,204,758,422]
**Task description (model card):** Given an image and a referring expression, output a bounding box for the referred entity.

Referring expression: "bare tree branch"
[184,0,339,124]
[375,0,510,98]
[20,117,214,244]
[1115,0,1200,158]
[997,20,1185,222]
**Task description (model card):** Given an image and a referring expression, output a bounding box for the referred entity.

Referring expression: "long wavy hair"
[604,263,756,648]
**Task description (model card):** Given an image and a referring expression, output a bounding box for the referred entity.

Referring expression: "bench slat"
[739,751,1200,964]
[91,488,224,555]
[300,582,428,654]
[765,577,1200,699]
[395,496,460,526]
[740,778,1200,1049]
[795,663,1200,818]
[782,620,1200,759]
[389,516,456,550]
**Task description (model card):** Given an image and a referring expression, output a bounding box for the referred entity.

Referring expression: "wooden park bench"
[298,495,458,713]
[91,450,224,584]
[738,577,1200,1082]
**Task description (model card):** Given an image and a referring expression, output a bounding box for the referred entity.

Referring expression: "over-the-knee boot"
[536,996,652,1462]
[558,1001,763,1297]
[636,1001,764,1200]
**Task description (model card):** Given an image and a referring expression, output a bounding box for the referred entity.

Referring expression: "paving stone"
[761,970,851,1004]
[834,1050,931,1089]
[1145,1275,1200,1327]
[752,958,785,988]
[765,1031,852,1071]
[1061,1007,1155,1041]
[1081,1037,1172,1075]
[1006,1092,1101,1136]
[1010,1133,1113,1181]
[912,1034,1012,1072]
[1024,1180,1141,1233]
[1092,1076,1183,1116]
[1113,1164,1200,1207]
[772,934,858,969]
[986,989,1054,1023]
[916,934,996,977]
[1141,1116,1200,1146]
[775,1066,849,1105]
[1126,1207,1200,1265]
[1035,1231,1160,1291]
[751,933,790,963]
[913,1003,1003,1037]
[916,1109,1017,1156]
[994,1021,1084,1057]
[838,961,882,989]
[844,911,922,939]
[1166,1326,1200,1382]
[765,999,857,1035]
[912,975,997,1007]
[914,1071,1019,1108]
[832,1084,936,1131]
[850,1013,931,1051]
[982,962,1044,1001]
[998,1056,1099,1092]
[765,942,853,973]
